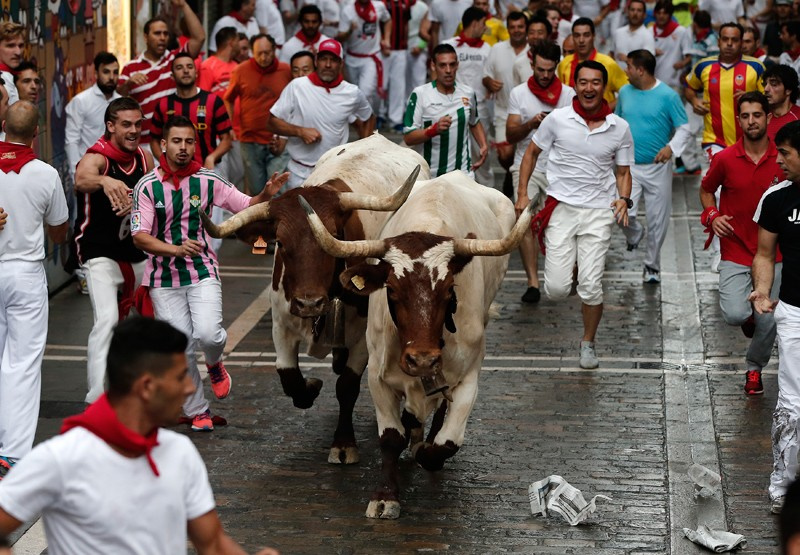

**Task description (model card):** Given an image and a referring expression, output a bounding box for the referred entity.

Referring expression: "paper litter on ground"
[528,475,611,526]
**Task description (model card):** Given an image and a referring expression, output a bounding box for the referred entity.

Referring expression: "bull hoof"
[366,499,401,519]
[292,378,323,409]
[328,445,359,464]
[414,440,459,472]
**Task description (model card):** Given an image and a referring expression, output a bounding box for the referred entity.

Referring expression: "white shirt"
[65,84,121,176]
[0,156,68,262]
[255,0,287,44]
[512,53,532,87]
[408,1,429,50]
[654,25,687,88]
[279,32,331,62]
[508,82,575,172]
[442,37,491,103]
[532,105,634,209]
[698,0,744,26]
[209,15,260,52]
[483,41,529,116]
[612,25,656,69]
[779,52,800,78]
[270,75,373,167]
[429,0,473,42]
[339,0,391,55]
[0,428,215,555]
[573,0,610,20]
[0,70,18,105]
[557,16,579,47]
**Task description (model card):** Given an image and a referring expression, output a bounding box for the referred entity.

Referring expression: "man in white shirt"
[209,0,260,52]
[65,52,122,179]
[653,0,688,89]
[507,41,575,303]
[280,5,329,63]
[268,39,375,189]
[517,60,633,369]
[429,0,473,47]
[255,0,287,45]
[698,0,746,28]
[0,22,23,106]
[611,0,655,69]
[336,0,392,114]
[0,317,279,555]
[512,15,552,86]
[0,102,69,476]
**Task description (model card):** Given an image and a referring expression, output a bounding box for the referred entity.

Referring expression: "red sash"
[346,50,386,99]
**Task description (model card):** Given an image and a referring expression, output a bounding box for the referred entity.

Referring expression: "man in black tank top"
[74,97,154,404]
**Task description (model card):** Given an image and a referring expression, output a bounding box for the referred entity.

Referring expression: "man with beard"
[616,50,691,284]
[225,34,292,195]
[0,22,24,105]
[268,39,375,189]
[517,60,633,369]
[507,41,575,304]
[0,102,69,479]
[13,62,40,104]
[700,92,784,395]
[74,97,155,404]
[66,52,122,177]
[764,64,800,140]
[280,5,329,63]
[132,116,288,431]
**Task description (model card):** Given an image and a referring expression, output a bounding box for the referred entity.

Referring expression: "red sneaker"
[207,361,232,399]
[744,370,764,395]
[191,410,214,432]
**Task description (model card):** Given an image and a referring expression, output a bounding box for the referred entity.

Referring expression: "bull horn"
[298,196,387,259]
[199,201,271,238]
[338,165,421,212]
[451,200,536,256]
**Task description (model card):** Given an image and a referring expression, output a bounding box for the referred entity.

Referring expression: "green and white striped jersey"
[403,81,479,177]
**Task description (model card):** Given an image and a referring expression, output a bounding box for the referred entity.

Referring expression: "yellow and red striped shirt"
[685,55,765,147]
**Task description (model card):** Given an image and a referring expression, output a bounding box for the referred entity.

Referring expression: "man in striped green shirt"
[403,43,489,178]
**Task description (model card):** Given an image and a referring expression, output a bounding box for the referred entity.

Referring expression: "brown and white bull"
[299,171,534,518]
[203,134,430,464]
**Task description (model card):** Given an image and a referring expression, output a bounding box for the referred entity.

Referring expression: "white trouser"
[286,159,314,191]
[511,167,548,208]
[770,301,800,499]
[345,54,381,114]
[544,203,614,306]
[405,49,427,97]
[620,162,673,271]
[472,102,494,187]
[682,105,705,170]
[383,50,408,126]
[84,257,146,403]
[150,279,227,417]
[0,260,48,459]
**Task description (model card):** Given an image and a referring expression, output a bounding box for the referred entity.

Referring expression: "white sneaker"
[643,266,661,284]
[771,495,785,514]
[579,341,599,369]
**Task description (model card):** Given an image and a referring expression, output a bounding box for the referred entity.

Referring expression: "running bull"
[300,171,534,518]
[202,134,430,464]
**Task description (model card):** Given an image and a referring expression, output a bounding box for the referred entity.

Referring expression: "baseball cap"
[317,39,343,58]
[776,0,792,6]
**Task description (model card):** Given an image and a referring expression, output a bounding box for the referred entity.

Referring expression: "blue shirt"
[616,81,688,165]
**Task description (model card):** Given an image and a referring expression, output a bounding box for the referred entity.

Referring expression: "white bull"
[300,171,534,517]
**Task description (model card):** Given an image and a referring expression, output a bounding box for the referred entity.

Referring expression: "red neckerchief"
[251,56,279,74]
[695,27,712,41]
[456,32,484,48]
[787,47,800,61]
[0,62,16,74]
[527,76,562,106]
[158,153,202,189]
[531,196,559,254]
[654,20,680,38]
[572,97,612,122]
[354,0,377,23]
[230,10,250,25]
[568,49,597,87]
[0,141,36,173]
[86,136,136,166]
[308,71,343,92]
[61,393,161,477]
[754,47,766,58]
[295,29,321,49]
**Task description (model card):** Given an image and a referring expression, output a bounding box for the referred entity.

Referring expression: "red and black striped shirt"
[383,0,415,50]
[151,89,232,164]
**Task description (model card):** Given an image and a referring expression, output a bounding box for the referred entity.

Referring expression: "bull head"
[299,196,535,390]
[199,166,421,318]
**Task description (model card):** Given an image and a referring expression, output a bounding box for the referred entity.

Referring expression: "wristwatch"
[620,196,633,209]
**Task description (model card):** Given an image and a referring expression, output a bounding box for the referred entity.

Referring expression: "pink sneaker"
[191,410,214,432]
[207,361,232,399]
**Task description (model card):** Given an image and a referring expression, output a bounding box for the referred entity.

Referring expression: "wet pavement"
[11,163,782,554]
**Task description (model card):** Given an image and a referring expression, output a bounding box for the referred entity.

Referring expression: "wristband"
[700,206,720,227]
[424,122,440,138]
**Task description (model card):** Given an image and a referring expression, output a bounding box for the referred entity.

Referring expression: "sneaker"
[0,456,16,481]
[191,410,214,432]
[579,341,599,369]
[626,242,639,252]
[771,495,785,514]
[207,361,232,399]
[741,315,755,338]
[744,370,764,395]
[75,269,89,295]
[521,286,541,303]
[643,266,661,284]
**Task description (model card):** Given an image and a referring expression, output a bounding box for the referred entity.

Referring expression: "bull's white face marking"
[384,241,455,290]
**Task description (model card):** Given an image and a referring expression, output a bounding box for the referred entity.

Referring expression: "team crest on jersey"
[197,105,206,119]
[735,74,744,85]
[131,211,141,232]
[461,97,470,106]
[189,195,201,208]
[166,110,175,115]
[711,78,718,84]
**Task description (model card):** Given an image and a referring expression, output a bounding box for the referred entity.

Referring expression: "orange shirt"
[224,59,292,143]
[199,56,243,137]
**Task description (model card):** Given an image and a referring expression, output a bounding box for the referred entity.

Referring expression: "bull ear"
[449,233,476,276]
[339,262,391,296]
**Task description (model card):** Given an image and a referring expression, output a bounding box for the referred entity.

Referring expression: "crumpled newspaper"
[688,463,722,498]
[528,475,611,526]
[682,525,747,552]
